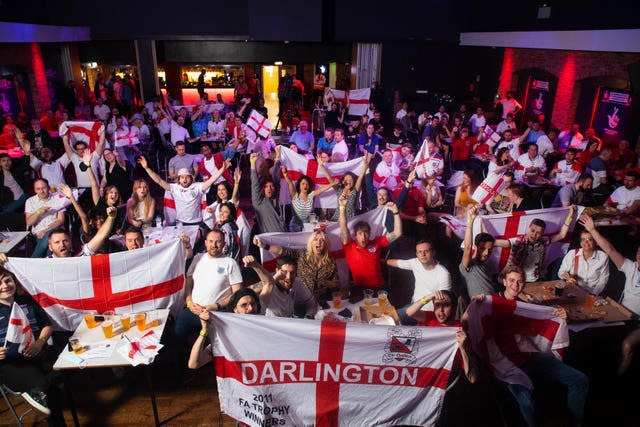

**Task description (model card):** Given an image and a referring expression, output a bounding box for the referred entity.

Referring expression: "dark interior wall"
[380,43,503,112]
[247,0,322,42]
[161,41,351,64]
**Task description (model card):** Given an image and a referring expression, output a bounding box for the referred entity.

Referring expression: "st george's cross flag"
[471,170,508,205]
[211,312,459,427]
[324,87,371,116]
[246,109,273,139]
[58,121,105,151]
[6,240,185,331]
[278,146,364,209]
[481,125,502,147]
[413,139,444,179]
[4,303,35,353]
[464,295,569,389]
[258,207,387,287]
[472,206,583,271]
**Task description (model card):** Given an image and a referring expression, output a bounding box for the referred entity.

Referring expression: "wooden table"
[520,280,633,327]
[54,309,170,427]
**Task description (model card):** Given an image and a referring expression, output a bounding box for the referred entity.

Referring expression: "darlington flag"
[58,121,105,151]
[472,206,583,271]
[4,303,35,353]
[278,146,364,209]
[258,207,387,287]
[211,312,458,427]
[6,240,185,331]
[465,296,569,389]
[324,87,371,116]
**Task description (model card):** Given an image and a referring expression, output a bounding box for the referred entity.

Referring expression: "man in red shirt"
[451,127,475,171]
[338,195,402,290]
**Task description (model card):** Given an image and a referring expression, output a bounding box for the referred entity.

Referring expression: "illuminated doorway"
[261,65,279,124]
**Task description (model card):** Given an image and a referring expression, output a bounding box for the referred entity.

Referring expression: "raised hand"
[58,183,73,199]
[578,213,595,231]
[242,255,257,268]
[234,167,241,184]
[82,150,92,166]
[106,206,117,217]
[253,236,265,248]
[138,156,148,169]
[385,201,399,214]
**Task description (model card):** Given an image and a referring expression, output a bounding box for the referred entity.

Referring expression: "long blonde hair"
[130,179,153,218]
[304,230,332,268]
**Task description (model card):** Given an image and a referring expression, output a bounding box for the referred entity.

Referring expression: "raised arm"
[139,156,171,191]
[385,202,403,243]
[94,133,105,158]
[188,312,213,369]
[281,166,296,197]
[579,214,625,269]
[84,152,100,206]
[59,183,89,234]
[550,205,575,243]
[312,155,338,196]
[462,206,478,269]
[338,194,350,245]
[61,134,75,159]
[86,206,117,254]
[231,168,241,205]
[253,236,284,256]
[250,152,263,207]
[201,159,231,193]
[243,255,276,303]
[354,153,370,192]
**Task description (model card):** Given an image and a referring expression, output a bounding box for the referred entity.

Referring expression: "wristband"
[250,158,257,164]
[419,297,428,305]
[393,211,400,215]
[186,301,192,308]
[339,206,346,211]
[108,214,116,219]
[199,329,208,337]
[37,336,47,343]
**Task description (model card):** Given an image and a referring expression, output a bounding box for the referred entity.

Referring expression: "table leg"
[145,365,161,426]
[64,372,80,427]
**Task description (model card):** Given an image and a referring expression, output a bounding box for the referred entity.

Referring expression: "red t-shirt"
[452,137,475,161]
[473,142,491,157]
[343,235,389,288]
[418,313,465,372]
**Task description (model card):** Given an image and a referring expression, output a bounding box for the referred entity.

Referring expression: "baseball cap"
[177,168,192,177]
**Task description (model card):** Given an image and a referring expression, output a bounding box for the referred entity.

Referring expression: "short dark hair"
[123,226,143,238]
[175,140,186,147]
[354,221,371,234]
[325,127,334,133]
[439,289,458,313]
[415,238,434,248]
[626,171,639,180]
[577,173,593,183]
[73,141,87,149]
[531,218,546,229]
[49,227,71,240]
[277,256,297,270]
[508,183,527,199]
[566,148,578,155]
[33,178,50,188]
[474,232,495,247]
[205,228,225,240]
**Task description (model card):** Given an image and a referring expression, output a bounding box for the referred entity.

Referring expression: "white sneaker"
[22,389,51,416]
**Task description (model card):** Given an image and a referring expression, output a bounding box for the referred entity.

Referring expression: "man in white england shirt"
[605,171,640,215]
[61,134,104,190]
[25,178,66,258]
[549,148,582,186]
[19,137,69,188]
[331,128,349,162]
[515,144,546,181]
[93,97,110,122]
[139,156,229,226]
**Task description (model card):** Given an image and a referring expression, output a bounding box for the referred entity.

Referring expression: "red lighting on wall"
[554,52,576,129]
[30,42,50,114]
[498,48,514,98]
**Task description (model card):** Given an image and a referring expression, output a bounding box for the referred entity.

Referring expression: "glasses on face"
[581,237,595,242]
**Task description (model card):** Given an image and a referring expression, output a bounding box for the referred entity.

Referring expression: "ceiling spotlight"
[274,61,283,66]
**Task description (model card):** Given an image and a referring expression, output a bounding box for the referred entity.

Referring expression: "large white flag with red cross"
[278,146,364,208]
[258,207,387,287]
[472,207,582,271]
[4,302,35,353]
[211,312,458,427]
[465,295,569,389]
[6,240,185,331]
[324,87,371,116]
[246,109,273,139]
[59,121,105,151]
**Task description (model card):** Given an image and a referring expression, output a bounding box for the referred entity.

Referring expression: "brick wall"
[505,48,640,129]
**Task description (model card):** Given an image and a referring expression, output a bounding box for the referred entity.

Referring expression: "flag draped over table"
[6,240,185,331]
[473,207,583,271]
[211,312,458,427]
[4,303,35,353]
[324,87,371,116]
[465,296,569,389]
[246,109,273,139]
[58,121,105,151]
[278,146,364,209]
[258,207,387,287]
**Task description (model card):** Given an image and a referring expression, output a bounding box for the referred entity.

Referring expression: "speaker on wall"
[628,61,640,93]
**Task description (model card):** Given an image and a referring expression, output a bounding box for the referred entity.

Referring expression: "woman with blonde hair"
[126,179,156,228]
[253,230,339,301]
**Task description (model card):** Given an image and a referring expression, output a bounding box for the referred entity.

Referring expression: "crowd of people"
[1,81,639,427]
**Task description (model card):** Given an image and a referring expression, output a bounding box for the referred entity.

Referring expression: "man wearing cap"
[139,156,230,226]
[130,114,151,148]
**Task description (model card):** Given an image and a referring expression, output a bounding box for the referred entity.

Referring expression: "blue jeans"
[507,352,588,427]
[1,193,28,213]
[173,307,202,339]
[31,231,52,258]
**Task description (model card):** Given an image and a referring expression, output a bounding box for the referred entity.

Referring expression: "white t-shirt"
[24,195,65,234]
[553,160,582,186]
[496,140,521,162]
[619,259,640,316]
[395,109,407,121]
[609,186,640,211]
[93,104,110,121]
[187,254,242,306]
[500,98,522,118]
[557,249,609,295]
[395,259,451,310]
[69,152,99,188]
[535,135,555,157]
[515,153,546,179]
[30,156,70,188]
[469,114,486,134]
[170,121,190,145]
[169,182,205,224]
[332,140,349,161]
